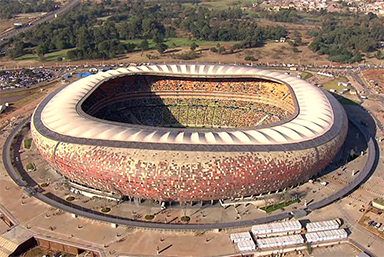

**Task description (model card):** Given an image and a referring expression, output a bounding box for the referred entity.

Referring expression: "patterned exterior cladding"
[31,64,348,202]
[31,118,347,202]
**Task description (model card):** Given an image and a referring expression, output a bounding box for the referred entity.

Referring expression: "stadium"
[31,64,348,204]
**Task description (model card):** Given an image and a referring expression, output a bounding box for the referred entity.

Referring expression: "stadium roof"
[34,64,341,149]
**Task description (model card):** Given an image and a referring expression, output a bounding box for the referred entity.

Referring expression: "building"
[237,240,256,252]
[256,234,304,249]
[305,229,348,243]
[251,221,302,238]
[32,64,348,203]
[305,219,340,233]
[230,232,253,243]
[372,198,384,210]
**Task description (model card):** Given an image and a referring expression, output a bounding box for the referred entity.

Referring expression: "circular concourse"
[31,64,348,203]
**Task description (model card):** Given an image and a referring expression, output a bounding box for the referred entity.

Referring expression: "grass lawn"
[301,71,313,80]
[97,15,111,21]
[260,199,300,213]
[122,38,239,50]
[12,89,48,107]
[15,48,74,62]
[1,80,57,108]
[183,0,259,10]
[24,138,33,149]
[322,77,349,91]
[25,163,34,171]
[300,12,322,22]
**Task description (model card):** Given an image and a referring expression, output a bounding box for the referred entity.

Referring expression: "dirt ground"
[0,80,65,129]
[0,13,46,34]
[256,19,321,39]
[361,69,384,94]
[0,41,332,70]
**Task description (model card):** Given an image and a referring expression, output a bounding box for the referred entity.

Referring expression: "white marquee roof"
[39,64,334,146]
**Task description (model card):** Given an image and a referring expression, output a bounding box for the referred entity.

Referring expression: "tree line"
[6,1,288,60]
[4,0,384,63]
[308,12,384,63]
[0,0,58,19]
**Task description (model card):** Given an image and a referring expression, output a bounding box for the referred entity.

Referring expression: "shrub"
[24,138,32,149]
[40,182,49,187]
[245,56,257,61]
[66,196,75,201]
[26,163,34,171]
[210,47,218,53]
[145,214,155,220]
[181,216,191,222]
[101,207,111,213]
[307,243,313,254]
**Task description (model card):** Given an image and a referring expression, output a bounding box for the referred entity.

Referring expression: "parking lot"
[359,207,384,238]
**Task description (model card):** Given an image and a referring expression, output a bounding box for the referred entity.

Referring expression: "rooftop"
[32,64,345,151]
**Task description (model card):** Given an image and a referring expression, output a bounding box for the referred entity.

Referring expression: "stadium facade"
[31,64,348,203]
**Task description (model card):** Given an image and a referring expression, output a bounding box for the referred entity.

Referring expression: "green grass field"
[25,163,34,171]
[300,12,322,22]
[23,138,33,149]
[260,199,300,213]
[183,0,259,10]
[301,72,313,80]
[15,48,73,62]
[122,37,239,50]
[322,76,349,91]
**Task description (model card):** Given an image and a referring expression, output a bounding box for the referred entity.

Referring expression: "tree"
[76,27,93,50]
[190,42,199,51]
[140,40,149,51]
[126,43,136,53]
[36,43,49,57]
[156,43,168,54]
[218,46,225,55]
[98,40,110,53]
[210,47,218,53]
[67,49,84,60]
[353,52,363,63]
[55,37,68,50]
[152,30,164,44]
[10,41,25,59]
[230,43,241,53]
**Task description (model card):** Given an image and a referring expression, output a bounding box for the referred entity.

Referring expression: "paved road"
[2,119,28,187]
[349,239,377,257]
[1,115,378,231]
[307,116,378,211]
[0,0,80,44]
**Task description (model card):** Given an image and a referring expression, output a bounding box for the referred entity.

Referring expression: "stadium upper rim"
[35,63,339,147]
